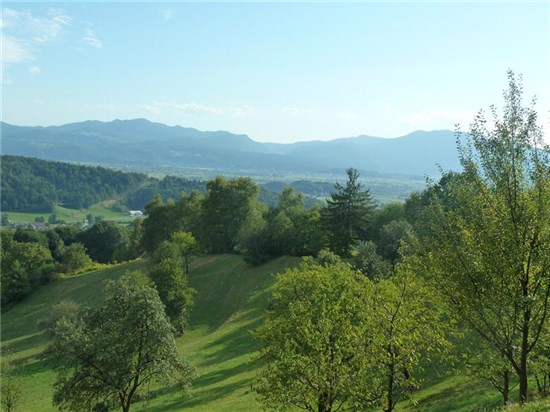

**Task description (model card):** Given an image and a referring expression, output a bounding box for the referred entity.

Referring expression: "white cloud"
[29,65,41,74]
[81,28,103,48]
[161,9,174,22]
[282,106,314,116]
[1,36,32,64]
[34,98,44,104]
[1,7,72,67]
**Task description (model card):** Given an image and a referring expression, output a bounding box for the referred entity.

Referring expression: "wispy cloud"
[29,65,41,74]
[1,7,72,67]
[1,35,32,64]
[145,101,223,115]
[81,28,102,48]
[282,106,313,116]
[161,9,174,22]
[144,101,257,118]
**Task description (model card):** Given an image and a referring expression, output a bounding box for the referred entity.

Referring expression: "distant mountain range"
[0,119,461,177]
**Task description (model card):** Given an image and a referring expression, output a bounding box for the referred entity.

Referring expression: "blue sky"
[2,2,549,143]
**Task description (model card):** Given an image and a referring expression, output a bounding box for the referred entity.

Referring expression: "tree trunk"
[519,308,530,403]
[386,361,395,412]
[317,392,331,412]
[502,370,509,406]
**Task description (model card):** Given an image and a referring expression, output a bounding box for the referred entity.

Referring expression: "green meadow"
[1,255,547,411]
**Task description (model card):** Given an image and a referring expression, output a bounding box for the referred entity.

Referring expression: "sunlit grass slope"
[1,254,538,411]
[0,255,300,411]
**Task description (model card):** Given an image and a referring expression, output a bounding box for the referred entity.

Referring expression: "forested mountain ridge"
[1,119,461,176]
[0,156,203,212]
[0,155,317,213]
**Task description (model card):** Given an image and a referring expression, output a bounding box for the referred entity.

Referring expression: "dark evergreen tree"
[322,168,375,256]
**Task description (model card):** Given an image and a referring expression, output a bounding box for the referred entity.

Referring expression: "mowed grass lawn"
[1,254,536,411]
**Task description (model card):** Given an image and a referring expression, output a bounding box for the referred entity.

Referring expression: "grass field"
[3,204,133,225]
[1,255,546,411]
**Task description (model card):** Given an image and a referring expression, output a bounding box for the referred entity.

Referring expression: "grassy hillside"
[0,255,535,411]
[4,204,133,225]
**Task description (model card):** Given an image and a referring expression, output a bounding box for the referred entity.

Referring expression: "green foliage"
[351,240,392,279]
[141,192,203,254]
[60,243,92,274]
[78,220,129,263]
[0,155,146,212]
[1,356,22,412]
[149,240,196,334]
[238,188,323,265]
[369,272,450,411]
[47,273,195,412]
[378,219,413,263]
[38,299,81,337]
[408,71,550,404]
[201,176,261,253]
[322,168,376,256]
[254,260,380,411]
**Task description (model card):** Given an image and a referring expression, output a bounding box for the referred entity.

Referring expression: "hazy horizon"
[2,2,549,143]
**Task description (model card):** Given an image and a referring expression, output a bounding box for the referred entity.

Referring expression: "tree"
[170,231,200,275]
[1,356,22,412]
[60,243,92,273]
[322,168,376,256]
[78,221,128,263]
[408,71,550,404]
[369,272,450,412]
[201,176,260,253]
[351,241,392,279]
[48,273,194,412]
[254,260,381,411]
[149,241,195,334]
[377,219,413,264]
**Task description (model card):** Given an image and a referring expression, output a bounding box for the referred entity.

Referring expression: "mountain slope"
[1,119,461,177]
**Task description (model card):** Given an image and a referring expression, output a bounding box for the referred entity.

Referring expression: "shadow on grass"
[145,361,257,411]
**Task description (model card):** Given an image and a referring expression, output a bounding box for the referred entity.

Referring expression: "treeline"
[0,221,143,308]
[1,156,146,211]
[1,155,310,214]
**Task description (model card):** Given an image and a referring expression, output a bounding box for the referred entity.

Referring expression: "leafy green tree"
[408,72,550,404]
[127,217,144,259]
[0,260,30,306]
[148,254,195,335]
[322,168,375,256]
[1,212,9,226]
[254,260,380,411]
[60,243,92,273]
[48,273,194,412]
[171,231,200,275]
[369,203,406,243]
[1,356,22,412]
[378,219,413,264]
[78,221,128,263]
[369,272,450,412]
[201,176,261,253]
[351,241,392,279]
